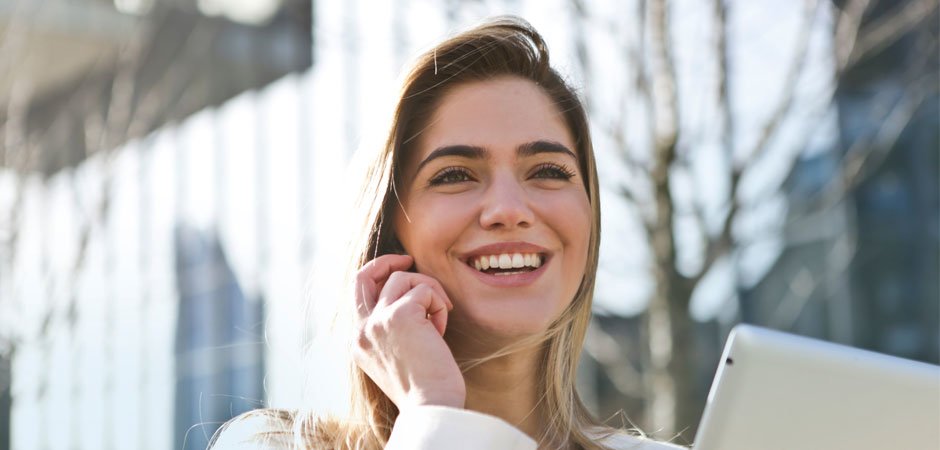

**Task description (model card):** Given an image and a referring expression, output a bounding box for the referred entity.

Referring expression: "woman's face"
[394,76,592,341]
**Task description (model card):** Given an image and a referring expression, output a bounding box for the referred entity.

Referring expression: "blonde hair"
[212,16,616,450]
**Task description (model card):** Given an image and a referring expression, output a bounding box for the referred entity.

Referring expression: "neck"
[457,344,548,440]
[443,318,574,445]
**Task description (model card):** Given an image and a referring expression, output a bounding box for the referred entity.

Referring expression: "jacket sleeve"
[387,405,537,450]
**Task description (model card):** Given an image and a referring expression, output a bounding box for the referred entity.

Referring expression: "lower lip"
[462,257,549,287]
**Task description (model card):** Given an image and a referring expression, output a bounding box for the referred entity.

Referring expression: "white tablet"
[693,324,940,450]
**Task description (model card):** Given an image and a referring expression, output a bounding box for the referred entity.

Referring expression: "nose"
[479,173,534,230]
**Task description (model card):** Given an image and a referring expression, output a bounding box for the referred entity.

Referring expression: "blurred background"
[0,0,936,448]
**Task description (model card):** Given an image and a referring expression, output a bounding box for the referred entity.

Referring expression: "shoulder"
[585,427,689,450]
[209,409,296,449]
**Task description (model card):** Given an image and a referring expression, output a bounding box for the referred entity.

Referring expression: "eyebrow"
[518,140,578,160]
[414,140,577,174]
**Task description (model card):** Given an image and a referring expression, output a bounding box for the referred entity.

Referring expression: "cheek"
[567,194,593,243]
[537,189,592,245]
[566,207,593,278]
[398,197,474,265]
[560,196,593,311]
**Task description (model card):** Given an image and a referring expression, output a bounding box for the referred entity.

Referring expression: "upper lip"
[459,241,550,262]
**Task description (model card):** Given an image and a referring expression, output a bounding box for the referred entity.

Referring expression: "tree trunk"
[643,267,698,441]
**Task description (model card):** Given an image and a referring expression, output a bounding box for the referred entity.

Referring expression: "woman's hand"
[352,254,466,410]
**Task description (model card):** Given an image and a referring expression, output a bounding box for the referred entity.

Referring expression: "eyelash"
[531,163,577,180]
[427,163,577,186]
[428,167,473,186]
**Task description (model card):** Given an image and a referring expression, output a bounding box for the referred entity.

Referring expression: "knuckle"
[391,297,426,320]
[385,271,407,285]
[412,284,433,297]
[417,276,446,299]
[354,320,388,352]
[354,327,372,352]
[386,303,414,324]
[416,272,439,285]
[365,319,388,339]
[355,268,371,284]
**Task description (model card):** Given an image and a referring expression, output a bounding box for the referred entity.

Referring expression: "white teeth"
[495,271,526,276]
[470,253,544,272]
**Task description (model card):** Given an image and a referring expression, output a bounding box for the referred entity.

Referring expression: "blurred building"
[742,0,939,365]
[838,0,939,364]
[173,226,265,450]
[0,0,312,175]
[0,0,312,448]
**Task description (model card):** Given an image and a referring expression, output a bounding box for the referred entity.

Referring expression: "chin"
[448,295,563,347]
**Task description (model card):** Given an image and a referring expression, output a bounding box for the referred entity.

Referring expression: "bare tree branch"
[1,48,35,311]
[0,0,36,88]
[769,268,818,328]
[583,322,645,398]
[649,0,679,152]
[577,0,934,438]
[128,19,222,137]
[571,0,654,233]
[769,233,857,331]
[635,0,653,147]
[741,0,936,224]
[847,0,939,69]
[833,0,872,71]
[695,0,820,285]
[839,76,934,189]
[689,0,734,285]
[0,73,32,351]
[649,0,681,279]
[738,0,820,174]
[726,71,933,252]
[713,0,733,161]
[97,18,158,153]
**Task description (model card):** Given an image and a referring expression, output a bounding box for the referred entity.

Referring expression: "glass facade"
[173,226,265,450]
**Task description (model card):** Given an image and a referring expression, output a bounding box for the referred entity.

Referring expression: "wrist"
[403,389,466,410]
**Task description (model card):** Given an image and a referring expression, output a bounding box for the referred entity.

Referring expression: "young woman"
[211,16,685,450]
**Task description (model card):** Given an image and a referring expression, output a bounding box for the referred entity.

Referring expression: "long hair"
[222,16,612,450]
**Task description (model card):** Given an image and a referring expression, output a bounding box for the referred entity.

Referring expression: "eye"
[531,163,577,180]
[428,167,474,186]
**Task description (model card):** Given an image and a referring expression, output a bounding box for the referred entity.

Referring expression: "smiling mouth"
[466,252,545,276]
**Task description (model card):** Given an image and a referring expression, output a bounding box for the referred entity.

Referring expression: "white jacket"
[211,406,687,449]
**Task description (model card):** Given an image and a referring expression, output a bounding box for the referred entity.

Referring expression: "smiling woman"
[209,16,684,450]
[394,77,592,342]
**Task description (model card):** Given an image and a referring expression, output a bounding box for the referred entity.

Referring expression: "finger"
[422,275,454,311]
[400,284,449,337]
[354,254,414,320]
[420,286,450,337]
[377,271,453,311]
[361,254,415,285]
[426,292,449,337]
[402,272,452,310]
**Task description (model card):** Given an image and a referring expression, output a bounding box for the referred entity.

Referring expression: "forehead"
[413,77,576,160]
